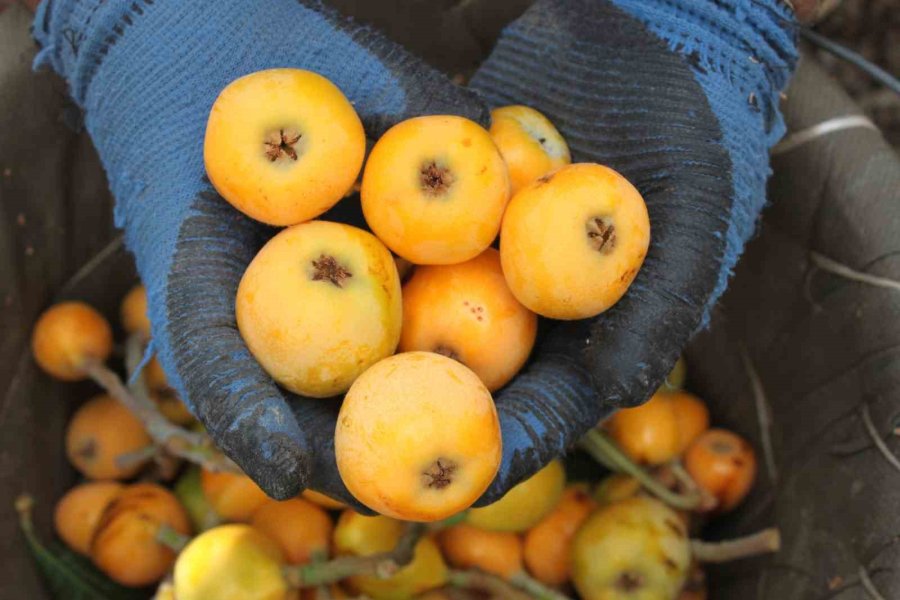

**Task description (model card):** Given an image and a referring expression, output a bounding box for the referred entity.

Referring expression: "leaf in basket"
[16,495,146,600]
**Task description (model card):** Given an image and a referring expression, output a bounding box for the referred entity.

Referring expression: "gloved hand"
[33,0,797,505]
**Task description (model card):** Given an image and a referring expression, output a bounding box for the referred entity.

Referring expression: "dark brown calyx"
[420,161,454,196]
[433,345,461,362]
[264,128,302,162]
[310,254,352,288]
[586,216,617,255]
[76,439,97,461]
[615,571,645,592]
[423,458,457,490]
[711,440,735,454]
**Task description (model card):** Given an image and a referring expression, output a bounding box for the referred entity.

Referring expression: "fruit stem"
[578,429,706,511]
[690,528,781,563]
[447,570,533,600]
[115,445,159,470]
[15,494,35,534]
[84,336,242,475]
[510,571,573,600]
[284,523,425,588]
[668,461,718,511]
[155,524,190,553]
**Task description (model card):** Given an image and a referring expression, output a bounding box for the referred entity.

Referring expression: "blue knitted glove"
[33,0,796,505]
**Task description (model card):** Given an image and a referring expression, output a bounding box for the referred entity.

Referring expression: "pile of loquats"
[21,69,779,600]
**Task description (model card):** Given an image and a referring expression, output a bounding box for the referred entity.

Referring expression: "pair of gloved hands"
[32,0,798,507]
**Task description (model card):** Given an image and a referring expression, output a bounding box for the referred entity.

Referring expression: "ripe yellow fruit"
[398,248,537,391]
[54,482,124,556]
[500,163,650,319]
[335,352,501,522]
[120,284,151,339]
[250,498,332,565]
[572,497,691,600]
[65,394,152,480]
[302,489,346,511]
[467,459,565,532]
[31,301,113,381]
[489,105,570,195]
[236,221,401,398]
[522,485,596,585]
[361,115,510,265]
[439,523,523,579]
[205,69,365,226]
[200,470,271,522]
[607,391,711,465]
[175,524,288,600]
[91,483,192,587]
[334,511,447,599]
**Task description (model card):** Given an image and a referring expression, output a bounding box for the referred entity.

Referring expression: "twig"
[447,570,534,600]
[691,528,781,563]
[15,494,34,528]
[811,252,900,294]
[116,445,159,471]
[284,523,425,588]
[86,356,240,474]
[509,572,572,600]
[669,461,718,512]
[155,524,190,553]
[578,429,707,511]
[740,346,779,484]
[858,565,888,600]
[860,403,900,474]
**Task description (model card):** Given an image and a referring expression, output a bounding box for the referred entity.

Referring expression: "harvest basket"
[1,2,899,598]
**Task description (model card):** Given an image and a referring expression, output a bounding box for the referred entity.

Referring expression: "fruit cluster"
[27,284,773,600]
[23,69,778,600]
[207,68,650,519]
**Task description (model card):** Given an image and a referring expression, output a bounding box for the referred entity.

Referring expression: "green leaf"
[174,465,221,532]
[17,496,148,600]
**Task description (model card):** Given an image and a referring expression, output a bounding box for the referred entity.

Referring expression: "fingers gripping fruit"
[684,429,757,512]
[334,511,447,599]
[500,163,651,319]
[572,497,691,600]
[250,498,333,565]
[205,69,365,226]
[65,394,152,480]
[523,485,597,585]
[467,459,566,532]
[91,483,192,587]
[54,482,124,556]
[237,221,402,397]
[489,105,571,195]
[606,391,710,465]
[175,524,288,600]
[31,301,113,381]
[361,115,510,265]
[335,352,501,521]
[200,470,271,522]
[398,249,538,391]
[439,523,524,579]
